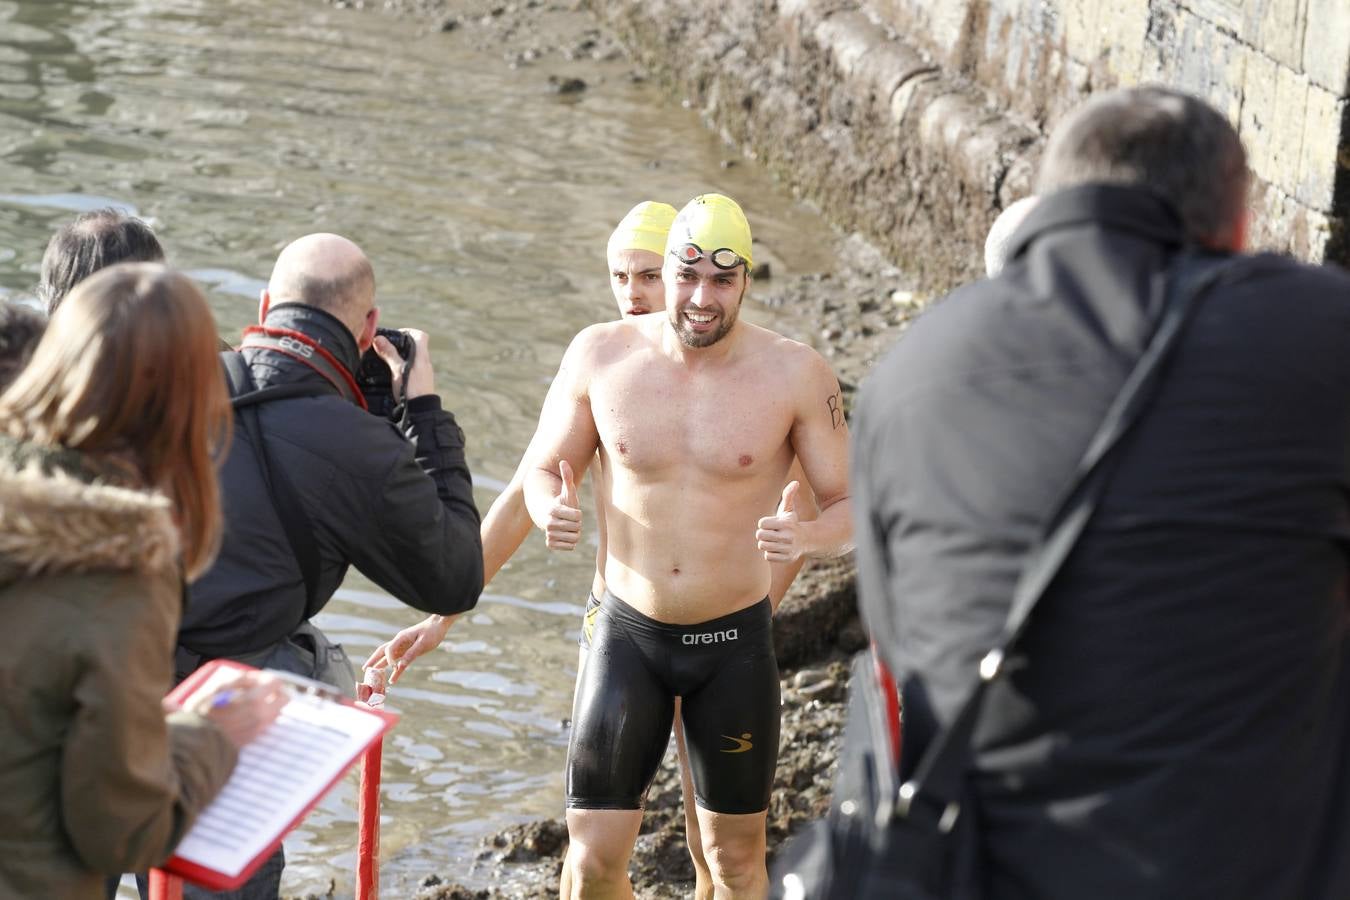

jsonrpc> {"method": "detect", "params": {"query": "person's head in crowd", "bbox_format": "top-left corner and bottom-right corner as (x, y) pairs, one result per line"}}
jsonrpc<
(1035, 85), (1249, 252)
(0, 263), (231, 578)
(608, 201), (678, 317)
(260, 232), (378, 349)
(37, 208), (165, 314)
(0, 301), (46, 392)
(984, 196), (1039, 277)
(663, 193), (754, 349)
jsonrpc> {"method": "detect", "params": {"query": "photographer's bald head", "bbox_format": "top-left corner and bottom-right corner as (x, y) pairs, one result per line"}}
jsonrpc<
(260, 233), (378, 348)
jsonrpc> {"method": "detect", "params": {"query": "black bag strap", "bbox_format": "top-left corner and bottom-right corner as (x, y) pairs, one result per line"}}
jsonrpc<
(893, 252), (1249, 829)
(222, 351), (328, 620)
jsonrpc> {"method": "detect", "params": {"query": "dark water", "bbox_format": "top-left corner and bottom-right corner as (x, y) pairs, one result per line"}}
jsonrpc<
(0, 0), (841, 893)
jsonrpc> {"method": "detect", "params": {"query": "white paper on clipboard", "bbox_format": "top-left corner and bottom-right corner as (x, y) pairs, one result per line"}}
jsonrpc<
(165, 663), (393, 882)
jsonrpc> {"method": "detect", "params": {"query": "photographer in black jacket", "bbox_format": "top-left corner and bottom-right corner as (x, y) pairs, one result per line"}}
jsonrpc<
(174, 232), (482, 899)
(852, 87), (1350, 898)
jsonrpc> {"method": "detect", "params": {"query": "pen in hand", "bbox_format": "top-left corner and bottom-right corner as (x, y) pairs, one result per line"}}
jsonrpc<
(196, 674), (289, 751)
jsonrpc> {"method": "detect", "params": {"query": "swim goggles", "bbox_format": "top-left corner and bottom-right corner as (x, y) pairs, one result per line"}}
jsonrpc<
(669, 242), (746, 270)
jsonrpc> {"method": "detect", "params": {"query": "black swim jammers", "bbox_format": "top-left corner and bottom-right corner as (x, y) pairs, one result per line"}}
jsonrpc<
(565, 591), (780, 815)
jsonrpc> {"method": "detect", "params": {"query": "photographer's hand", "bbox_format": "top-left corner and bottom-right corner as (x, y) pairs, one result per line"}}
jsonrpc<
(373, 328), (434, 401)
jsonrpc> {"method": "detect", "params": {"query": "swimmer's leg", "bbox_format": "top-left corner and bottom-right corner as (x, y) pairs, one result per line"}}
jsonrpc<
(694, 807), (770, 899)
(561, 591), (605, 898)
(680, 600), (780, 899)
(560, 645), (587, 900)
(563, 595), (674, 898)
(562, 809), (643, 900)
(674, 701), (713, 899)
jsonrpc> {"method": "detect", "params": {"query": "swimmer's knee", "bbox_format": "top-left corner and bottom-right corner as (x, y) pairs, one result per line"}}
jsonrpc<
(564, 809), (641, 888)
(704, 851), (767, 897)
(706, 837), (765, 873)
(564, 841), (631, 890)
(701, 822), (768, 893)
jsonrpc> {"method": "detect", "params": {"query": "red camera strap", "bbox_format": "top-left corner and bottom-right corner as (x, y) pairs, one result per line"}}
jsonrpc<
(239, 326), (369, 411)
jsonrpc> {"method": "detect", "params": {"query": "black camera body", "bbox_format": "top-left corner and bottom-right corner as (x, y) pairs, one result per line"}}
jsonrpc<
(357, 327), (415, 419)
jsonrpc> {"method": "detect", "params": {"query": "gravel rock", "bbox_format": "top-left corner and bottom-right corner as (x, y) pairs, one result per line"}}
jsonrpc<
(546, 75), (587, 94)
(792, 667), (832, 690)
(418, 884), (491, 900)
(487, 819), (569, 862)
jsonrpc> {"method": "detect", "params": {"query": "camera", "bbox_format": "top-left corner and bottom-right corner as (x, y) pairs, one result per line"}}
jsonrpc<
(357, 327), (415, 420)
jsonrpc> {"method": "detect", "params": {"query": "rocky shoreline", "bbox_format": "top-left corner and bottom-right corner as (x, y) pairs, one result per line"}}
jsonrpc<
(300, 2), (930, 897)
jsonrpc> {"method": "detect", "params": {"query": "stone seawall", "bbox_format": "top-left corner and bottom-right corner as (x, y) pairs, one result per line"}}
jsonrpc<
(589, 0), (1349, 292)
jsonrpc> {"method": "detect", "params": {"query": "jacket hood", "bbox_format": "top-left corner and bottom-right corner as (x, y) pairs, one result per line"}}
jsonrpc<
(1007, 183), (1187, 267)
(0, 437), (179, 589)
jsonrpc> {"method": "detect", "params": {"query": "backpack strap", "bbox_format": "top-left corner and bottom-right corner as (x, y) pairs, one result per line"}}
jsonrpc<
(221, 350), (329, 620)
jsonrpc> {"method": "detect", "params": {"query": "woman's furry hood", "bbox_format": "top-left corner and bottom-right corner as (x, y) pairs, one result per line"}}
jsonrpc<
(0, 440), (179, 588)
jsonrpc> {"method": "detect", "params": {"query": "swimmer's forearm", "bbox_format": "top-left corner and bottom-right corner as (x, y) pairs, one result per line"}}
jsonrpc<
(480, 474), (534, 586)
(523, 466), (563, 528)
(798, 497), (855, 558)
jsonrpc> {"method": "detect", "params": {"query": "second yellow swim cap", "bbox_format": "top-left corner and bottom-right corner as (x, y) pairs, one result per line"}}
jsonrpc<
(665, 193), (753, 271)
(607, 201), (678, 259)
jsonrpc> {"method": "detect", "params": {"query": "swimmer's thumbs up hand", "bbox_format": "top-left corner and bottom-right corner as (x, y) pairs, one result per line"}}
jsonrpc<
(546, 460), (582, 552)
(757, 481), (803, 563)
(559, 460), (579, 509)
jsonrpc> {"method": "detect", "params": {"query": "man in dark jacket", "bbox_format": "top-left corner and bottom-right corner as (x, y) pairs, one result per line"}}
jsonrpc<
(853, 86), (1350, 898)
(175, 232), (483, 899)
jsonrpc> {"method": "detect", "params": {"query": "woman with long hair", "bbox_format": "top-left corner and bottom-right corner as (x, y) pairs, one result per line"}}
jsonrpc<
(0, 262), (285, 898)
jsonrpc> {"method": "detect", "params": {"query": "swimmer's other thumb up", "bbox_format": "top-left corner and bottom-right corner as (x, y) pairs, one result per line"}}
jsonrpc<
(757, 481), (803, 563)
(546, 460), (582, 551)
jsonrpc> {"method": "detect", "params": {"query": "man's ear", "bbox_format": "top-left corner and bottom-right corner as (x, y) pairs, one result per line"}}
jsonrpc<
(356, 306), (379, 353)
(1230, 207), (1249, 254)
(258, 289), (270, 325)
(1201, 206), (1248, 255)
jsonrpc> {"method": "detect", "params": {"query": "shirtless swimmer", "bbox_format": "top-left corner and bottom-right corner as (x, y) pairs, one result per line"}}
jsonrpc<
(526, 193), (853, 899)
(364, 201), (820, 898)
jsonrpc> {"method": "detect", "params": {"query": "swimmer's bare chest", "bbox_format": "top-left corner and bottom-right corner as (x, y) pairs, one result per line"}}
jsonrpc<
(588, 348), (795, 621)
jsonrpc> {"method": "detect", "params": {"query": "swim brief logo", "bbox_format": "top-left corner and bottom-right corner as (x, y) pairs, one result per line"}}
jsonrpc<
(682, 627), (739, 645)
(583, 605), (600, 644)
(720, 733), (753, 753)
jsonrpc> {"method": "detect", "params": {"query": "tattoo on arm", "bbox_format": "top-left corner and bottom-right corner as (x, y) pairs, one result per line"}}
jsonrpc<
(826, 392), (844, 430)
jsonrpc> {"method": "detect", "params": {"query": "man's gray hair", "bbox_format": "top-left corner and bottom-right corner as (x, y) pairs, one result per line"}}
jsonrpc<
(1035, 86), (1248, 245)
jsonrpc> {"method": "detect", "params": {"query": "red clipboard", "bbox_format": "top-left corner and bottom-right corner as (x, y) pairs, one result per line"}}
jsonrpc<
(159, 659), (397, 891)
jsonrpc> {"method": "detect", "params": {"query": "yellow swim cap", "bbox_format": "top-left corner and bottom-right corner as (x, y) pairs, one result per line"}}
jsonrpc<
(666, 193), (753, 271)
(607, 201), (678, 259)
